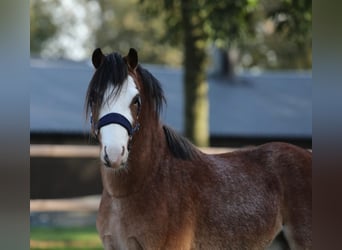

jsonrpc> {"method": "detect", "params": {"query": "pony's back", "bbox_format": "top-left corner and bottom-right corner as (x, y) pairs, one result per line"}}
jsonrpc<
(199, 142), (312, 249)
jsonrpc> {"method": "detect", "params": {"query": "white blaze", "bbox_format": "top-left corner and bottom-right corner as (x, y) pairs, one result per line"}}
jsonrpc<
(98, 76), (138, 167)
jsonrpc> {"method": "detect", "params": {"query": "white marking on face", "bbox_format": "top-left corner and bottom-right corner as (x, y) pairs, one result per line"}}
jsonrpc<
(98, 76), (139, 168)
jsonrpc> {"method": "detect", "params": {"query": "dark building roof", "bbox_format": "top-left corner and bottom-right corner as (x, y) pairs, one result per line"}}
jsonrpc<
(30, 58), (312, 141)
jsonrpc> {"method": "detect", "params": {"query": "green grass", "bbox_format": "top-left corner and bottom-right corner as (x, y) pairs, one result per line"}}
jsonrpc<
(30, 227), (102, 250)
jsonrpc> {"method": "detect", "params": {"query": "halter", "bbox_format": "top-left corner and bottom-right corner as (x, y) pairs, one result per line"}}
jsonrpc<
(96, 113), (138, 136)
(91, 112), (140, 151)
(94, 112), (139, 136)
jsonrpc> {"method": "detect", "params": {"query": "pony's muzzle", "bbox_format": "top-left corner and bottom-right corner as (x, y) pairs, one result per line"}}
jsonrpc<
(102, 145), (126, 169)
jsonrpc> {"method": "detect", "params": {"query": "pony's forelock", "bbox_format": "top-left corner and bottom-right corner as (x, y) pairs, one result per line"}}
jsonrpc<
(85, 52), (128, 124)
(85, 51), (166, 126)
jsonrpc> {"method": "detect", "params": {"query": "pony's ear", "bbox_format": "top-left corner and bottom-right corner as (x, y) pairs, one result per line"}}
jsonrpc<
(125, 48), (138, 70)
(92, 48), (105, 69)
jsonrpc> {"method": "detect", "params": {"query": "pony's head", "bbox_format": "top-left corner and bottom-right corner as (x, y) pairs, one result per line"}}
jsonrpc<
(85, 48), (165, 170)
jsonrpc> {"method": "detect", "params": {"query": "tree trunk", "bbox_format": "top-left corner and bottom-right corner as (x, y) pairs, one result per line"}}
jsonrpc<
(181, 0), (209, 147)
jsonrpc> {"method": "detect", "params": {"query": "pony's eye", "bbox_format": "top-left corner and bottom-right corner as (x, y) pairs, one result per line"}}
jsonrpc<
(133, 95), (141, 107)
(132, 95), (141, 117)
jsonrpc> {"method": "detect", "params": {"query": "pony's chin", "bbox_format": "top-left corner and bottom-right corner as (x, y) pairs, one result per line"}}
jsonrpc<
(103, 161), (128, 171)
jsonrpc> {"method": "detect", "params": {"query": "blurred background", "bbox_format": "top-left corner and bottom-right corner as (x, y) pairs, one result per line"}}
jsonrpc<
(30, 0), (311, 249)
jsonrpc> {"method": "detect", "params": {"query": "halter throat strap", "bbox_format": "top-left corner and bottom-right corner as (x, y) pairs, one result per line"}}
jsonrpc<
(96, 113), (139, 137)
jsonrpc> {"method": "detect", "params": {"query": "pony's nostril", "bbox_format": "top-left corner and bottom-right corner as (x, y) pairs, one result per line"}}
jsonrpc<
(103, 145), (125, 168)
(104, 146), (111, 167)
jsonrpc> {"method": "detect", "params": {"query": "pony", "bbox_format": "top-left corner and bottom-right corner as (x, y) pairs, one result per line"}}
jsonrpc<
(85, 48), (311, 250)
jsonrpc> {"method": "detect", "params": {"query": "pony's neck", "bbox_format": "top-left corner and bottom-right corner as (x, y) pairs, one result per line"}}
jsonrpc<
(100, 111), (166, 198)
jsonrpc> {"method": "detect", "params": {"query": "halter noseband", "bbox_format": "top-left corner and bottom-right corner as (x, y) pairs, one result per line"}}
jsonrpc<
(96, 113), (138, 136)
(92, 112), (140, 149)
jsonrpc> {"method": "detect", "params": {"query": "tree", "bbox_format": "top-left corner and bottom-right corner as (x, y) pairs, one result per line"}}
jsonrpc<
(30, 0), (183, 64)
(94, 0), (182, 66)
(30, 0), (58, 55)
(265, 0), (312, 69)
(30, 0), (102, 60)
(234, 0), (312, 70)
(140, 0), (258, 146)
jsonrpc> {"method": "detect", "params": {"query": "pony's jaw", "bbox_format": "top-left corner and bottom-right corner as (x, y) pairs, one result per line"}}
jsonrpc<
(98, 76), (138, 169)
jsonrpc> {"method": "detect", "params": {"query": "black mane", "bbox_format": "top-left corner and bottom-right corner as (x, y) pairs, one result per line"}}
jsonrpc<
(163, 125), (201, 160)
(137, 65), (165, 117)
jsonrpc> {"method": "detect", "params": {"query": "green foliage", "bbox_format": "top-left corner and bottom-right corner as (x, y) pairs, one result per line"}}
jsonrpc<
(30, 0), (311, 69)
(140, 0), (258, 49)
(139, 0), (311, 70)
(95, 0), (182, 66)
(236, 0), (312, 70)
(266, 0), (311, 43)
(30, 227), (102, 250)
(30, 0), (58, 55)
